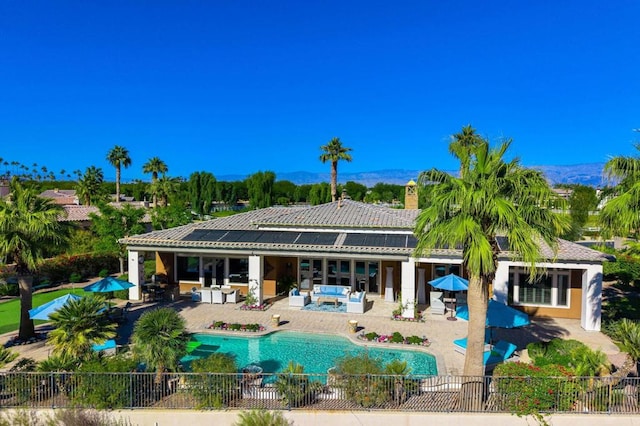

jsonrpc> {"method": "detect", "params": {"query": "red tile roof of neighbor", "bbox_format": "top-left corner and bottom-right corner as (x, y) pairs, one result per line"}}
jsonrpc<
(39, 189), (79, 205)
(60, 204), (152, 223)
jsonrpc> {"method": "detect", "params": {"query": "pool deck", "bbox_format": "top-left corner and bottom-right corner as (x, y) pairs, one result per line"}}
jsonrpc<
(1, 293), (621, 375)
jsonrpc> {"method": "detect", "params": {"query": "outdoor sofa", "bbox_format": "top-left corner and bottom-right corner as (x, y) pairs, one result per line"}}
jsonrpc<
(310, 284), (351, 303)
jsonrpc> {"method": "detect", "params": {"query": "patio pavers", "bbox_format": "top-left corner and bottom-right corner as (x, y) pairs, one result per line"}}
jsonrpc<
(1, 294), (621, 375)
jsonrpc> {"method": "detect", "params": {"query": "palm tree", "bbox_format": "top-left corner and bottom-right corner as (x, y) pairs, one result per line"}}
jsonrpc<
(414, 128), (568, 409)
(0, 179), (71, 340)
(47, 296), (117, 361)
(600, 143), (640, 239)
(106, 145), (132, 203)
(142, 157), (168, 207)
(131, 307), (189, 384)
(319, 137), (352, 202)
(75, 166), (105, 206)
(150, 175), (179, 207)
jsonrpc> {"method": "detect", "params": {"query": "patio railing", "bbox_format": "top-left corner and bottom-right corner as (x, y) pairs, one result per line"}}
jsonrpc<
(0, 372), (638, 414)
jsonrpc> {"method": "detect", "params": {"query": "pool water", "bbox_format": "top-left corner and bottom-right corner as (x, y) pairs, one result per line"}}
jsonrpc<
(181, 331), (437, 375)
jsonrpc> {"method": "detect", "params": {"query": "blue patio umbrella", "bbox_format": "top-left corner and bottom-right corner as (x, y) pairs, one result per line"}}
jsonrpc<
(456, 299), (530, 328)
(83, 277), (135, 293)
(29, 294), (82, 320)
(428, 274), (469, 292)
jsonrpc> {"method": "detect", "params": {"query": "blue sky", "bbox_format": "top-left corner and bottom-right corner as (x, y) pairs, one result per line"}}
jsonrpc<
(1, 1), (639, 182)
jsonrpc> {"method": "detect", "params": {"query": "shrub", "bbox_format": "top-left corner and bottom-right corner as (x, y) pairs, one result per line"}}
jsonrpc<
(527, 339), (611, 376)
(493, 362), (578, 421)
(603, 255), (640, 285)
(69, 272), (82, 283)
(390, 331), (404, 343)
(39, 253), (119, 283)
(71, 356), (141, 409)
(333, 353), (389, 408)
(0, 346), (18, 369)
(234, 410), (292, 426)
(189, 353), (240, 408)
(98, 269), (110, 278)
(0, 281), (18, 297)
(364, 332), (379, 341)
(275, 361), (322, 408)
(604, 318), (640, 362)
(114, 289), (130, 300)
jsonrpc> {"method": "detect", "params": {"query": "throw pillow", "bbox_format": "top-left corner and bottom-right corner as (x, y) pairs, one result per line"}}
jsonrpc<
(342, 288), (349, 296)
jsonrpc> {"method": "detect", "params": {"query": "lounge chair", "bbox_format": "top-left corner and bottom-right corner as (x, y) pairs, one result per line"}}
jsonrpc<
(226, 289), (239, 304)
(200, 288), (213, 304)
(484, 340), (518, 369)
(289, 288), (310, 307)
(430, 291), (445, 315)
(453, 330), (492, 355)
(92, 339), (116, 355)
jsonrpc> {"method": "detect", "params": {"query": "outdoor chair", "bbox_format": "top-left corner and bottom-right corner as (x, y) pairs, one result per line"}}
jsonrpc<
(289, 288), (310, 307)
(91, 339), (117, 355)
(226, 289), (239, 304)
(200, 288), (213, 304)
(484, 340), (518, 368)
(212, 289), (226, 304)
(346, 291), (366, 314)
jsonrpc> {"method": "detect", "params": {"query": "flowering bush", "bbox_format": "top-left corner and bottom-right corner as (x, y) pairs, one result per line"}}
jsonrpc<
(207, 320), (265, 332)
(357, 331), (430, 347)
(493, 362), (579, 422)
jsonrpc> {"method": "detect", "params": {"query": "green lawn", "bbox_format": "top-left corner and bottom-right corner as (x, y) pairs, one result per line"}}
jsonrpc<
(0, 288), (85, 335)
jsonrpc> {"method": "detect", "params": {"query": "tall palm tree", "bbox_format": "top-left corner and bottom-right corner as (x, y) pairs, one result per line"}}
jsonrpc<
(0, 179), (70, 340)
(132, 307), (189, 384)
(150, 175), (180, 207)
(414, 128), (568, 409)
(106, 145), (132, 203)
(600, 143), (640, 239)
(319, 137), (352, 202)
(142, 157), (168, 207)
(47, 296), (117, 361)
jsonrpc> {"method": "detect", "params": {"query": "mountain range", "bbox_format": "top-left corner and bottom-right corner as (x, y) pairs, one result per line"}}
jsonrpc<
(218, 162), (608, 187)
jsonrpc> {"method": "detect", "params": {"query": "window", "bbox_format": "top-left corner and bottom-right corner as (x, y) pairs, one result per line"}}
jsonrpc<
(229, 258), (249, 283)
(433, 264), (461, 278)
(177, 256), (199, 281)
(510, 267), (570, 307)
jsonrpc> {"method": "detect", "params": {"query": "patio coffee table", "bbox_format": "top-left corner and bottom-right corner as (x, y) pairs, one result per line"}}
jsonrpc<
(317, 296), (339, 307)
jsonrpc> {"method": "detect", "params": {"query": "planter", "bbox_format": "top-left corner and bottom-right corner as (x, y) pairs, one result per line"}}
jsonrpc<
(271, 314), (281, 327)
(348, 320), (358, 334)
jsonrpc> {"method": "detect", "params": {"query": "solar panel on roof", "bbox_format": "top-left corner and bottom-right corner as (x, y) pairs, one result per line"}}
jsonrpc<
(295, 232), (338, 245)
(255, 231), (299, 244)
(182, 229), (228, 242)
(343, 234), (367, 246)
(385, 235), (408, 248)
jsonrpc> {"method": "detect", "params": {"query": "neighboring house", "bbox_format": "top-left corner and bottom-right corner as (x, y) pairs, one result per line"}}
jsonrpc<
(121, 184), (612, 331)
(39, 189), (79, 205)
(60, 203), (153, 231)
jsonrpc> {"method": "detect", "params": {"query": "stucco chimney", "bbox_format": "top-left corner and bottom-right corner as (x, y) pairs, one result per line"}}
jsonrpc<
(405, 180), (418, 209)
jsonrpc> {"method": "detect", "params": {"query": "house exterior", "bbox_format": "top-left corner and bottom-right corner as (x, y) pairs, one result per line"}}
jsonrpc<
(121, 187), (611, 331)
(39, 189), (79, 205)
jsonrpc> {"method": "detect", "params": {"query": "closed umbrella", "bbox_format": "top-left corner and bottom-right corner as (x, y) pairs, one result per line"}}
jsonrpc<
(429, 274), (468, 320)
(29, 294), (82, 320)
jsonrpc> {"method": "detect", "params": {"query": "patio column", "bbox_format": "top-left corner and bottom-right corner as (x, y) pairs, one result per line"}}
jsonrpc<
(401, 258), (416, 318)
(127, 250), (144, 301)
(581, 264), (602, 331)
(248, 254), (263, 306)
(493, 262), (510, 304)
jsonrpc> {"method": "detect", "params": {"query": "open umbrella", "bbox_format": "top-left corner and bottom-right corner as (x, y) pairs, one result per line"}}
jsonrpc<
(29, 294), (82, 320)
(83, 277), (135, 293)
(456, 299), (530, 328)
(428, 273), (469, 291)
(429, 274), (468, 320)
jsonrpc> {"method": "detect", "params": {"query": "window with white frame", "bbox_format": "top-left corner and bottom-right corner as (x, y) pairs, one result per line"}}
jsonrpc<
(509, 267), (570, 307)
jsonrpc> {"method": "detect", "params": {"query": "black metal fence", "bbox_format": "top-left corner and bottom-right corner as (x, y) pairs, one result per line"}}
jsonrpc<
(0, 372), (638, 414)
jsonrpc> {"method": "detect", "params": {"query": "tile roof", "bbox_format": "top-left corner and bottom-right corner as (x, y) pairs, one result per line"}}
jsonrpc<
(121, 200), (610, 263)
(60, 204), (152, 223)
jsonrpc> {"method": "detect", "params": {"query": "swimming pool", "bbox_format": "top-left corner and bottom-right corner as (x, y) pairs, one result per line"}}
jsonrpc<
(181, 331), (437, 375)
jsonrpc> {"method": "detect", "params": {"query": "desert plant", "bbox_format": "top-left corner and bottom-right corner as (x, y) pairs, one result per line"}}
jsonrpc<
(132, 307), (189, 384)
(234, 410), (292, 426)
(189, 353), (240, 408)
(605, 318), (640, 363)
(275, 361), (322, 408)
(47, 295), (117, 361)
(333, 353), (389, 408)
(0, 346), (18, 368)
(384, 359), (416, 405)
